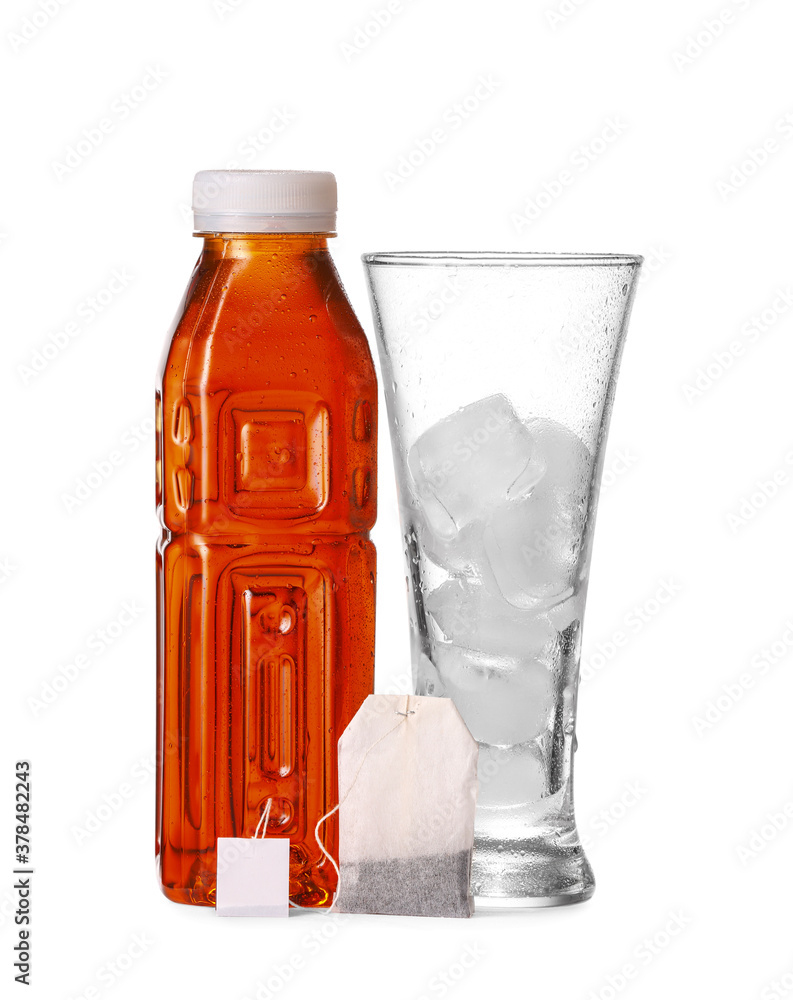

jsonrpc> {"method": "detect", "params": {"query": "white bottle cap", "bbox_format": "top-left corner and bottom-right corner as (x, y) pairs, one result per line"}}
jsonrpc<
(192, 170), (337, 234)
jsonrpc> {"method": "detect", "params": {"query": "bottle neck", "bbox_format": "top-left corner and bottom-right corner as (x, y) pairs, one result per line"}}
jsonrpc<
(197, 233), (332, 257)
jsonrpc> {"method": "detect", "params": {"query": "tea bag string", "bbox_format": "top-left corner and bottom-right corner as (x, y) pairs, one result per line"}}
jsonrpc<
(253, 796), (273, 840)
(253, 697), (413, 912)
(292, 695), (414, 913)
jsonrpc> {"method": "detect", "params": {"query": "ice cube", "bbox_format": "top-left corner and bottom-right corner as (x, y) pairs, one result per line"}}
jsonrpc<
(477, 741), (546, 811)
(415, 651), (445, 697)
(408, 395), (544, 539)
(483, 484), (585, 610)
(545, 593), (584, 635)
(430, 642), (554, 745)
(526, 417), (591, 494)
(426, 578), (556, 660)
(415, 515), (489, 577)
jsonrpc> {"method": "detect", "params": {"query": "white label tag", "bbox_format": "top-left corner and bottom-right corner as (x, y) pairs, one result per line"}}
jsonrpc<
(216, 838), (290, 917)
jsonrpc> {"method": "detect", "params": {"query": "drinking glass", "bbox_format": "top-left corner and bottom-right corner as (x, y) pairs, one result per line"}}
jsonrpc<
(363, 252), (641, 906)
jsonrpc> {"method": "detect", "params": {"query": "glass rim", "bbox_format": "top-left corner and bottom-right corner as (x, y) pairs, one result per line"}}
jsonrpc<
(362, 251), (643, 267)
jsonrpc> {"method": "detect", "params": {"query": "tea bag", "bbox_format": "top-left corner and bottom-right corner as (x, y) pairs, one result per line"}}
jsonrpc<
(335, 694), (478, 918)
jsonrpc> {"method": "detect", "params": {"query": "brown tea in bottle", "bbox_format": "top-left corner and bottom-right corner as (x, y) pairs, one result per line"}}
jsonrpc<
(156, 170), (376, 907)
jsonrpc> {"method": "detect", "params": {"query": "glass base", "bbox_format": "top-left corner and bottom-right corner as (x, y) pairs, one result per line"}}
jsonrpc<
(475, 888), (594, 908)
(471, 835), (595, 908)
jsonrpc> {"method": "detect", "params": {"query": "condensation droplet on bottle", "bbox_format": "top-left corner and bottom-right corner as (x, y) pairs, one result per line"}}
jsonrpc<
(279, 607), (296, 634)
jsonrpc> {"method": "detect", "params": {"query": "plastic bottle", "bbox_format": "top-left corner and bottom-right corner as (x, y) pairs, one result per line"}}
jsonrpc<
(156, 170), (377, 906)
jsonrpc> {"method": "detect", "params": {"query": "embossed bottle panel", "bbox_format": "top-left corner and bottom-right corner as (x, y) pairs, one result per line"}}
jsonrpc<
(156, 228), (377, 907)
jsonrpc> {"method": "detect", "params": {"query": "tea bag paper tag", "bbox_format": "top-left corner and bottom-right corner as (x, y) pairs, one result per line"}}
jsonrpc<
(216, 837), (290, 917)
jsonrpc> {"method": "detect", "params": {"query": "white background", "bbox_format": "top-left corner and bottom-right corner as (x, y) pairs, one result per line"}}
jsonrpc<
(3, 0), (793, 997)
